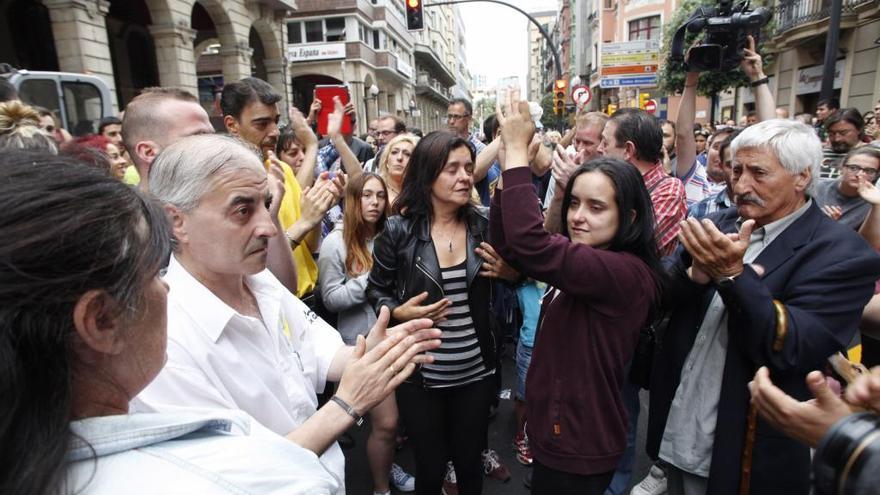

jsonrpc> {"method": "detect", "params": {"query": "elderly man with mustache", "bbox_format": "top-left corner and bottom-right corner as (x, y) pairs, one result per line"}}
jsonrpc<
(646, 119), (880, 495)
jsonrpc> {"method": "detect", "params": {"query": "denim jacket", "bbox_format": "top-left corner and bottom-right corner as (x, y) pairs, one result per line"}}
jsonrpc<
(64, 410), (341, 494)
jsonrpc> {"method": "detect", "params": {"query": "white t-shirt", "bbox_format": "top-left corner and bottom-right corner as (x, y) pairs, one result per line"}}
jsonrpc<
(132, 256), (346, 483)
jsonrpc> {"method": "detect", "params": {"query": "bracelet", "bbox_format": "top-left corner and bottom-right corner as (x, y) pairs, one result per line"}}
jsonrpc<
(285, 231), (301, 248)
(330, 396), (364, 426)
(750, 77), (769, 88)
(771, 299), (788, 352)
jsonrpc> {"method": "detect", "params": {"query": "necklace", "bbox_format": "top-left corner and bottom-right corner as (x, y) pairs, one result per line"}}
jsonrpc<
(435, 222), (462, 253)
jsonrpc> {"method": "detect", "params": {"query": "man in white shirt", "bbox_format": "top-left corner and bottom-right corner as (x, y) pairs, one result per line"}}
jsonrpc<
(132, 134), (440, 487)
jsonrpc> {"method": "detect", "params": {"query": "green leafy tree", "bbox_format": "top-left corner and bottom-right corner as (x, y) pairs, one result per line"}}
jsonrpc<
(658, 0), (775, 97)
(540, 93), (557, 129)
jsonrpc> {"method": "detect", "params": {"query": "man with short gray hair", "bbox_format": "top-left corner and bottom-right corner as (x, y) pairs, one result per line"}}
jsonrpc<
(648, 119), (880, 494)
(134, 134), (441, 488)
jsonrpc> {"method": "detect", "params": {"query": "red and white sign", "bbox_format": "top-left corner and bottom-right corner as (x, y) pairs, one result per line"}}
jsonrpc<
(644, 99), (657, 114)
(571, 85), (591, 105)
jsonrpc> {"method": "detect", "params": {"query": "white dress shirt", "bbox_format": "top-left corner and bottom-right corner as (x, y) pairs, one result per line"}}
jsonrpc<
(132, 256), (346, 484)
(67, 409), (341, 494)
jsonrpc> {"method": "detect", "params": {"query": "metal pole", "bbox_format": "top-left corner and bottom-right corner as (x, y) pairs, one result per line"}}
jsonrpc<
(425, 0), (564, 81)
(820, 0), (843, 102)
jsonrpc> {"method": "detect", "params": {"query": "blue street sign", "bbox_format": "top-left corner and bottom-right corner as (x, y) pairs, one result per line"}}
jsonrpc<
(599, 75), (658, 88)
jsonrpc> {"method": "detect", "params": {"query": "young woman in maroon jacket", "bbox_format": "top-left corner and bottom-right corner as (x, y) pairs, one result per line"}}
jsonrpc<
(491, 102), (663, 494)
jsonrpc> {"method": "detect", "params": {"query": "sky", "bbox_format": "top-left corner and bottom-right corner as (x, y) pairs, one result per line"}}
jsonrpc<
(460, 0), (557, 97)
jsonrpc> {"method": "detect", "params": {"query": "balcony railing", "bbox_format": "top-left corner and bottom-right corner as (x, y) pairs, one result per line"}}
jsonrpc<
(774, 0), (871, 35)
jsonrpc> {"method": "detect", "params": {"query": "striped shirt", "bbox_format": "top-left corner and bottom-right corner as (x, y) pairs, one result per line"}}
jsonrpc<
(643, 163), (688, 256)
(421, 260), (493, 388)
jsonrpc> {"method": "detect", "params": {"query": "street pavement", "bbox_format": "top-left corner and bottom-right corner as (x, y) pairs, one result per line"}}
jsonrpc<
(341, 346), (652, 494)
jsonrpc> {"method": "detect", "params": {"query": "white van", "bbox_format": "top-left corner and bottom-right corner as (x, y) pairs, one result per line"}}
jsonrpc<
(2, 66), (114, 136)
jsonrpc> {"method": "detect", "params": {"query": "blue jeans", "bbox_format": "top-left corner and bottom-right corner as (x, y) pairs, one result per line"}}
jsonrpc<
(603, 380), (641, 495)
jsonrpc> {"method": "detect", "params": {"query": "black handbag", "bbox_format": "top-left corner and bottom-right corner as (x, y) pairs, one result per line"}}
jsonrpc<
(628, 313), (668, 390)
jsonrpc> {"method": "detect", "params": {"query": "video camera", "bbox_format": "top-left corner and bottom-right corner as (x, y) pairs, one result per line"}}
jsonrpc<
(670, 0), (770, 72)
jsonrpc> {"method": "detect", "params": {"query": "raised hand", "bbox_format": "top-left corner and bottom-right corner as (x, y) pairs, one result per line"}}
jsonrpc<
(289, 106), (318, 149)
(327, 96), (346, 139)
(740, 35), (766, 82)
(306, 99), (322, 125)
(678, 217), (755, 282)
(265, 155), (286, 222)
(336, 307), (441, 414)
(552, 144), (580, 190)
(858, 176), (880, 205)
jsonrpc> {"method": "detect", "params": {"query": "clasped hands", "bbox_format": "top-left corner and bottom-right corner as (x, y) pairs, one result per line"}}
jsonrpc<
(336, 307), (441, 415)
(678, 217), (757, 284)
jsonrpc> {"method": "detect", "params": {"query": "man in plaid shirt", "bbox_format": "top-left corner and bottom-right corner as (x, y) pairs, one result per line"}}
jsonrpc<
(598, 108), (688, 256)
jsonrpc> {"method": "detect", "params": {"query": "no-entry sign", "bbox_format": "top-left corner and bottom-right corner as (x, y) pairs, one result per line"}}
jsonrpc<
(571, 85), (591, 105)
(644, 99), (657, 114)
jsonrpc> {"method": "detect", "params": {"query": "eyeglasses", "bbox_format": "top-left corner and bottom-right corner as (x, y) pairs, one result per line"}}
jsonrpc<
(828, 128), (857, 138)
(843, 164), (879, 178)
(446, 113), (470, 121)
(376, 130), (397, 137)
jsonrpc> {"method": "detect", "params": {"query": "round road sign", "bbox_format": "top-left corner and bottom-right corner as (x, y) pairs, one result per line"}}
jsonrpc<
(571, 85), (591, 105)
(644, 99), (657, 114)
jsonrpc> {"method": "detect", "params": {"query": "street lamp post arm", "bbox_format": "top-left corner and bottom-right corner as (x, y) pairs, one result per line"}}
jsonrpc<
(424, 0), (564, 80)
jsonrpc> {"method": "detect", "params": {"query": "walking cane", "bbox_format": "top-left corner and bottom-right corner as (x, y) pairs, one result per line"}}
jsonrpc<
(739, 299), (788, 495)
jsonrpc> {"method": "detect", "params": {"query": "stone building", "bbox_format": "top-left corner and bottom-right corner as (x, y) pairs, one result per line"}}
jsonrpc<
(720, 0), (880, 119)
(1, 0), (295, 125)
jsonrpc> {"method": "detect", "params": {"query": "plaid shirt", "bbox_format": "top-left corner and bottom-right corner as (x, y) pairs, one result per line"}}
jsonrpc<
(643, 163), (688, 256)
(687, 188), (733, 220)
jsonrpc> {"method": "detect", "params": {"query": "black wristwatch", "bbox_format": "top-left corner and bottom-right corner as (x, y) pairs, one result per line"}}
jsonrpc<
(715, 272), (741, 288)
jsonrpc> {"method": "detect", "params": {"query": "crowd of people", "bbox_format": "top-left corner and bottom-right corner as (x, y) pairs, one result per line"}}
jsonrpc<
(3, 40), (880, 495)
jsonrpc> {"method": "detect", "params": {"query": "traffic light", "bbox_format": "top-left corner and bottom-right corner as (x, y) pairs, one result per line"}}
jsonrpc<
(553, 79), (567, 116)
(638, 92), (649, 110)
(406, 0), (424, 31)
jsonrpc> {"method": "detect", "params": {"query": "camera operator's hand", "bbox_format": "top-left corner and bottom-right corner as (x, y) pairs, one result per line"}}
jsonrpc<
(741, 35), (766, 83)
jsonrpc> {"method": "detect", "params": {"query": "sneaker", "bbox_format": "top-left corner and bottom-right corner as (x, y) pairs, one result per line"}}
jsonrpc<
(442, 461), (458, 495)
(482, 449), (511, 482)
(631, 464), (668, 495)
(390, 463), (415, 492)
(513, 432), (533, 466)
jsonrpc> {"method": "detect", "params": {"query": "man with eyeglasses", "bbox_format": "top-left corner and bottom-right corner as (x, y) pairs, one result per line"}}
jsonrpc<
(364, 114), (406, 173)
(821, 108), (865, 178)
(815, 146), (880, 230)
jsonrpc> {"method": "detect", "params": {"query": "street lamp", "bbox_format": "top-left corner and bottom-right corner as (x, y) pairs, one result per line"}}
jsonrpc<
(363, 84), (380, 132)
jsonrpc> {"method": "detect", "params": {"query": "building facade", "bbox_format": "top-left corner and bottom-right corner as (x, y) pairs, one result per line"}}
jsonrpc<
(526, 10), (556, 103)
(1, 0), (295, 128)
(720, 0), (880, 120)
(284, 0), (418, 136)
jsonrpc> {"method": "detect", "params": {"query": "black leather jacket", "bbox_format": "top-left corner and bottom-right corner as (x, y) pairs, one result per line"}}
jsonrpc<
(367, 206), (497, 385)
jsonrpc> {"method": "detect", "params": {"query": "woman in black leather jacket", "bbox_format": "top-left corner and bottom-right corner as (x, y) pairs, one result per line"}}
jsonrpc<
(367, 131), (500, 495)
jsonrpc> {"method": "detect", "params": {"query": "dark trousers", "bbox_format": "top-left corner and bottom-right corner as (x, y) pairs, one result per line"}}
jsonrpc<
(396, 377), (495, 495)
(532, 460), (614, 495)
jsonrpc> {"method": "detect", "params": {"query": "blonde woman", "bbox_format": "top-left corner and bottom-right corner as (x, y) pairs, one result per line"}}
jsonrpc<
(378, 133), (419, 207)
